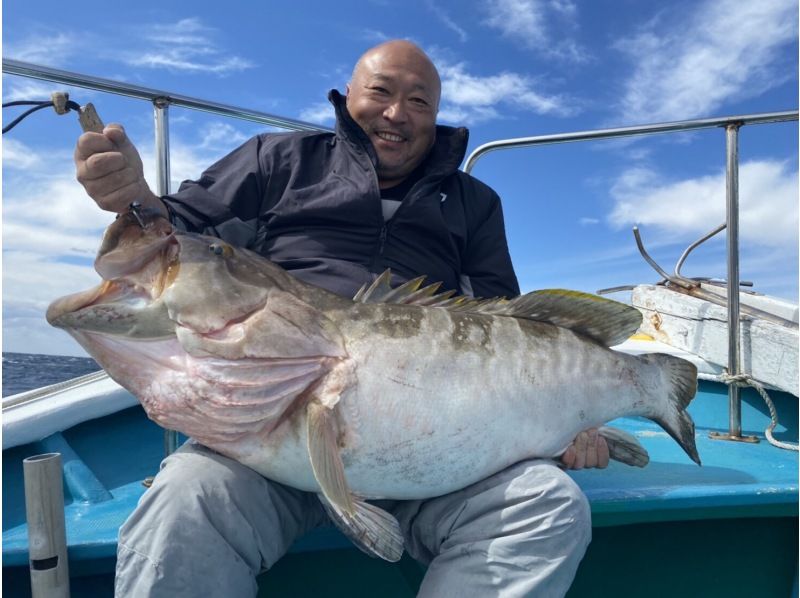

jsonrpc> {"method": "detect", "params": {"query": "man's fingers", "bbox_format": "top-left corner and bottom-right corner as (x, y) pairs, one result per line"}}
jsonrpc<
(77, 152), (128, 182)
(572, 431), (587, 469)
(584, 428), (599, 468)
(74, 131), (115, 161)
(561, 446), (576, 469)
(82, 167), (141, 198)
(104, 125), (143, 171)
(104, 124), (129, 147)
(596, 434), (610, 469)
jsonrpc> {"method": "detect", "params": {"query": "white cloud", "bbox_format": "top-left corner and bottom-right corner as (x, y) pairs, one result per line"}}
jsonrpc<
(197, 122), (250, 151)
(2, 138), (42, 170)
(608, 159), (799, 247)
(124, 18), (255, 75)
(579, 217), (599, 226)
(483, 0), (588, 62)
(299, 101), (336, 125)
(3, 32), (78, 66)
(426, 2), (469, 42)
(435, 59), (577, 124)
(615, 0), (798, 122)
(360, 30), (391, 44)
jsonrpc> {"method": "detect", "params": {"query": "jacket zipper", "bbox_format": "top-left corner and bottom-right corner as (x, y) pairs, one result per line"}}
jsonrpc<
(378, 224), (388, 255)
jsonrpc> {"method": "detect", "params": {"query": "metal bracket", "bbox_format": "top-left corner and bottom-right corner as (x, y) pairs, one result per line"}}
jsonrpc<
(709, 431), (760, 443)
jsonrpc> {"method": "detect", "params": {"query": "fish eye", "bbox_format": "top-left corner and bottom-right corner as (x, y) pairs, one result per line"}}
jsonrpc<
(209, 243), (226, 256)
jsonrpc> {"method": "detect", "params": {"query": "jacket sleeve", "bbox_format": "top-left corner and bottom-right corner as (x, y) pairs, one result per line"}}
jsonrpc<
(461, 187), (521, 299)
(162, 135), (268, 249)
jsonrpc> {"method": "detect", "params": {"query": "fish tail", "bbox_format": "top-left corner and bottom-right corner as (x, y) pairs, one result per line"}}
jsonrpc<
(639, 353), (701, 465)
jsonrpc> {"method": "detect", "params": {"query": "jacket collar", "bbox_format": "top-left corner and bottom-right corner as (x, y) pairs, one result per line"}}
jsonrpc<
(328, 89), (469, 178)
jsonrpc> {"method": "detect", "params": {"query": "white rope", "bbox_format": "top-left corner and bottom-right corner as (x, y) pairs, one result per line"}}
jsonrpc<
(698, 372), (798, 451)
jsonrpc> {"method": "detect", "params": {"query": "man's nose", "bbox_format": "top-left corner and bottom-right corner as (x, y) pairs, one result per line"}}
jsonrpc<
(383, 100), (408, 123)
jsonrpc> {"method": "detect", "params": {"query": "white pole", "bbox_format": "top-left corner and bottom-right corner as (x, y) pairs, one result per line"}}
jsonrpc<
(23, 452), (70, 598)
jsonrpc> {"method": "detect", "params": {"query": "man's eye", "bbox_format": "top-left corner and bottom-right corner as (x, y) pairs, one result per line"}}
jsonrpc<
(370, 86), (390, 94)
(410, 97), (429, 106)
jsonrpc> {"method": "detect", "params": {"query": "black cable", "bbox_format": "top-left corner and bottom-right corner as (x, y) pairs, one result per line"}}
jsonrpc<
(2, 99), (85, 134)
(3, 103), (54, 134)
(3, 100), (52, 108)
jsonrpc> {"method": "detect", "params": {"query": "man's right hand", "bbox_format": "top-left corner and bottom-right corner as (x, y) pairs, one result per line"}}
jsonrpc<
(74, 124), (166, 216)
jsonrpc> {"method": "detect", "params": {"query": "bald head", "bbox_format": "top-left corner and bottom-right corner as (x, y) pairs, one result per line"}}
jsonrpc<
(350, 40), (441, 110)
(345, 40), (441, 188)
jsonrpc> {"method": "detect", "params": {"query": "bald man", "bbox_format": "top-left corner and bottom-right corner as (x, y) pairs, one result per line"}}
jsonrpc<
(75, 40), (605, 597)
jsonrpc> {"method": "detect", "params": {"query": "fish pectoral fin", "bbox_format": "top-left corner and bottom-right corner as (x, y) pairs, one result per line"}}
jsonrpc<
(598, 426), (650, 467)
(307, 400), (355, 516)
(318, 493), (404, 562)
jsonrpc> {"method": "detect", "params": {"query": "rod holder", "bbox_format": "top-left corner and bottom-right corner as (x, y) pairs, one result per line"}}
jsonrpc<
(23, 452), (70, 598)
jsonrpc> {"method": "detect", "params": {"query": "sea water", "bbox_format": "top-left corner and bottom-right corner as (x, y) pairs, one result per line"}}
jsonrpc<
(2, 352), (100, 397)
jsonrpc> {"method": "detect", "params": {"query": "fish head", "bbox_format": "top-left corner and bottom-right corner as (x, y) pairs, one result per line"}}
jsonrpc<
(46, 209), (178, 339)
(46, 208), (302, 361)
(47, 210), (346, 442)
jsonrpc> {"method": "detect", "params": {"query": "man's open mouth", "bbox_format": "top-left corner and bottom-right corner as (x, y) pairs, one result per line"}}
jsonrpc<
(376, 131), (406, 143)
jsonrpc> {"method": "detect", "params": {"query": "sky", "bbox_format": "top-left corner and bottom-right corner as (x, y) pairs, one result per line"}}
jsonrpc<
(2, 0), (798, 357)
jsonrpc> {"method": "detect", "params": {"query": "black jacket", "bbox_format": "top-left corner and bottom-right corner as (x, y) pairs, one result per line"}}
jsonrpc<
(163, 90), (520, 300)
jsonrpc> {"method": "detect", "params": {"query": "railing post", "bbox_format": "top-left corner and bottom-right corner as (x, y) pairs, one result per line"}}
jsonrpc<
(725, 123), (742, 438)
(153, 97), (180, 456)
(153, 97), (171, 197)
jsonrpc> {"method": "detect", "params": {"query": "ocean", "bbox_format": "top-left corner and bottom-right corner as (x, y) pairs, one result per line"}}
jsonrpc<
(2, 352), (101, 397)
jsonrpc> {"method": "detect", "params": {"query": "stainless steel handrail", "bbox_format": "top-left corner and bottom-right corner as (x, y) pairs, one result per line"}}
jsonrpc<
(3, 58), (331, 132)
(463, 111), (798, 173)
(465, 110), (798, 442)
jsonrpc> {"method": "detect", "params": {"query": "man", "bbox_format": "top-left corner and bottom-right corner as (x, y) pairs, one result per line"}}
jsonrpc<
(75, 40), (608, 597)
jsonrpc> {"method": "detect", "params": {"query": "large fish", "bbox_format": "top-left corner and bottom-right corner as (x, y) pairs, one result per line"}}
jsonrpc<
(47, 209), (699, 561)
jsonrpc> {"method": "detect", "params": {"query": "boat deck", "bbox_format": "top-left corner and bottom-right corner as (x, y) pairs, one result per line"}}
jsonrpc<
(3, 381), (798, 595)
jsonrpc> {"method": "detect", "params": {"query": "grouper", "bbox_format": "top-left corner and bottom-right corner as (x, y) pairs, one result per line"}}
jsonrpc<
(47, 209), (700, 561)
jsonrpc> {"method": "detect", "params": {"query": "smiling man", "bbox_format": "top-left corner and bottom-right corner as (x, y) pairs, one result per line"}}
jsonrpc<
(74, 40), (606, 597)
(346, 41), (440, 188)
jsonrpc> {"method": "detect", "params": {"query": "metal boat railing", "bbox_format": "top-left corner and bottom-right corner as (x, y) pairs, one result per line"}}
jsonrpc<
(4, 58), (798, 444)
(464, 111), (798, 441)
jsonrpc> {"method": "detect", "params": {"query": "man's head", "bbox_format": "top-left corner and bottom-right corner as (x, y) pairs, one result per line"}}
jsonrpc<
(346, 40), (441, 188)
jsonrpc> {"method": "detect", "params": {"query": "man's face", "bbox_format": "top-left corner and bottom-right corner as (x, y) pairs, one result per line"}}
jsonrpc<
(346, 44), (440, 188)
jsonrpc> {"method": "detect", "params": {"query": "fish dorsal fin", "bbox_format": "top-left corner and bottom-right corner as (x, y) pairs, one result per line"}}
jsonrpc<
(354, 272), (641, 347)
(493, 289), (642, 346)
(354, 269), (508, 310)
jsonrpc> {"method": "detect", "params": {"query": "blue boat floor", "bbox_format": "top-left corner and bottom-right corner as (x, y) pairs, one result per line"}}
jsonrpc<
(3, 382), (797, 567)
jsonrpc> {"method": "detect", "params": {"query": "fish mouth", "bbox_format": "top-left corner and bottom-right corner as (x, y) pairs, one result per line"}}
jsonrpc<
(46, 235), (181, 328)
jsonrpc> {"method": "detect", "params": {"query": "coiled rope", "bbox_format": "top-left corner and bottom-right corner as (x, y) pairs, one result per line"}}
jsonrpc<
(698, 371), (799, 451)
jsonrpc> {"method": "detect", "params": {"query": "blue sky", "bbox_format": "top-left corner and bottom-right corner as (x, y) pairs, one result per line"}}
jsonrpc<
(3, 0), (798, 356)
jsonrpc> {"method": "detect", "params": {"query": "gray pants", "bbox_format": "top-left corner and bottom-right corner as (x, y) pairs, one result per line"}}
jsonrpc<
(115, 442), (591, 597)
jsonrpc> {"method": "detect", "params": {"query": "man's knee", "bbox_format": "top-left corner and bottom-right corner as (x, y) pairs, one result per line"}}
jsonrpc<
(120, 442), (270, 546)
(506, 461), (592, 548)
(155, 442), (259, 493)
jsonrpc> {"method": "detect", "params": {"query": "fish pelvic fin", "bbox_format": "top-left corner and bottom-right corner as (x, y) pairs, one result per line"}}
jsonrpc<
(318, 494), (404, 562)
(307, 400), (355, 516)
(598, 426), (650, 467)
(640, 353), (701, 465)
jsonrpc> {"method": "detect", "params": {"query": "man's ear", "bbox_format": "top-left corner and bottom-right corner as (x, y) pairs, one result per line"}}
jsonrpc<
(345, 83), (351, 101)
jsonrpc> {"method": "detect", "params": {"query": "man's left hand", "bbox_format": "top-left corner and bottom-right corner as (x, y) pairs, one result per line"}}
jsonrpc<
(561, 428), (609, 470)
